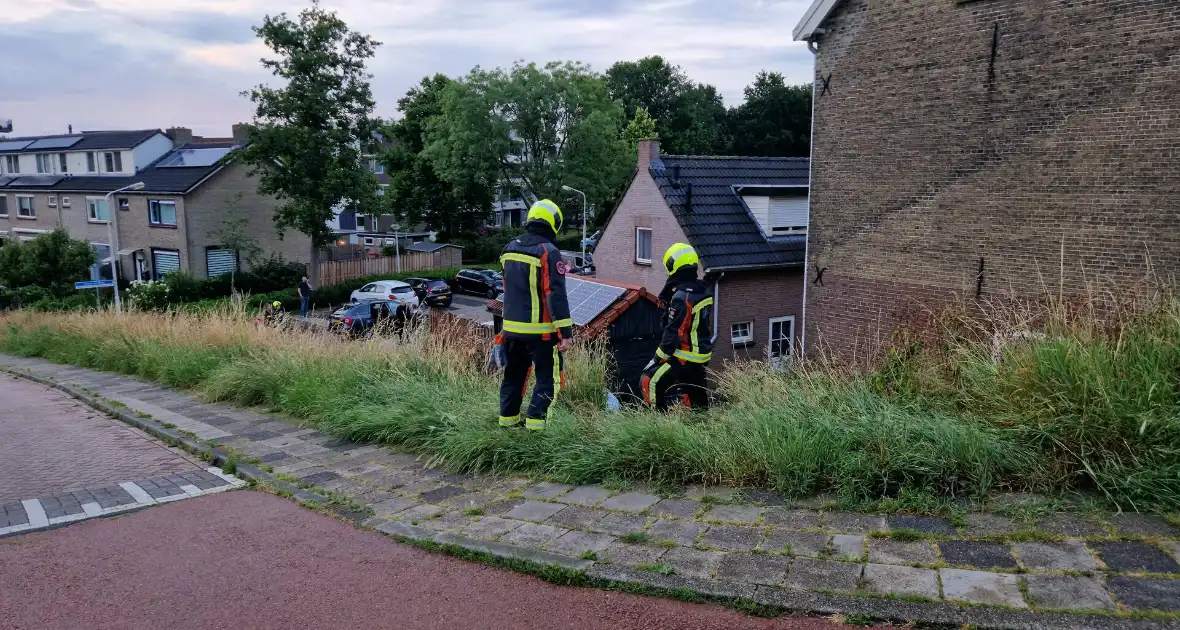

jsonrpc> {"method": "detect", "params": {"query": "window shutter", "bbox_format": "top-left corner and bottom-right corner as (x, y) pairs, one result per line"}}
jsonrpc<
(205, 249), (237, 277)
(769, 197), (809, 232)
(152, 250), (181, 278)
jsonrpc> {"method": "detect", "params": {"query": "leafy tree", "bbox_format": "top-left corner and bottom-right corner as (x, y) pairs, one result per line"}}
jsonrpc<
(623, 106), (658, 148)
(426, 61), (632, 231)
(606, 56), (728, 155)
(726, 72), (812, 157)
(238, 0), (381, 284)
(0, 229), (95, 294)
(382, 74), (492, 238)
(210, 191), (262, 291)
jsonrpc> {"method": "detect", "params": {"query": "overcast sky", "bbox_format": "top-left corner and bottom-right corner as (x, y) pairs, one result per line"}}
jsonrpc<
(5, 0), (816, 137)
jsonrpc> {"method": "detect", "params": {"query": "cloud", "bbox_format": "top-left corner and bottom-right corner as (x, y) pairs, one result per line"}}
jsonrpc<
(6, 0), (816, 137)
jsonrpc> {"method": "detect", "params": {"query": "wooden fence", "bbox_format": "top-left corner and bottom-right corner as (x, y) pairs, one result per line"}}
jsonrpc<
(316, 248), (462, 285)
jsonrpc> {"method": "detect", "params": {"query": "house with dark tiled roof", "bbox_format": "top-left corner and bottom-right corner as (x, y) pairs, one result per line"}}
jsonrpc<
(0, 125), (309, 282)
(595, 140), (809, 365)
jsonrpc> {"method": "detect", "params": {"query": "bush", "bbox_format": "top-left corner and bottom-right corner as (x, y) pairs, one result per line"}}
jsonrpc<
(126, 280), (173, 311)
(0, 229), (96, 294)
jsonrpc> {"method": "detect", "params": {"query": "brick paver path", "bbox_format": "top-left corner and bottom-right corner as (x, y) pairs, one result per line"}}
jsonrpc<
(0, 375), (202, 503)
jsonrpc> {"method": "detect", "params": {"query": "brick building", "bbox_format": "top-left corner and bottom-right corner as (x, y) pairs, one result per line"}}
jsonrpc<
(794, 0), (1180, 361)
(595, 140), (809, 365)
(0, 126), (309, 281)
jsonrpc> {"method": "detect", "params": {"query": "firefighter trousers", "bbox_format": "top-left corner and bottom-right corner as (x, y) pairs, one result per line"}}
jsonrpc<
(641, 359), (709, 412)
(499, 337), (565, 430)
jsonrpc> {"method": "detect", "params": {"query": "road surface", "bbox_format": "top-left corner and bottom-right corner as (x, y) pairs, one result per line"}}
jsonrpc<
(0, 491), (870, 630)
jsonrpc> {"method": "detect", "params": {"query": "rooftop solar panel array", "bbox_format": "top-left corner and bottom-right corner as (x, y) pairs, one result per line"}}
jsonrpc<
(565, 278), (627, 326)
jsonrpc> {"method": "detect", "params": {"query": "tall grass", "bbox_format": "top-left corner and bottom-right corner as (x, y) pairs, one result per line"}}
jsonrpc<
(3, 293), (1178, 512)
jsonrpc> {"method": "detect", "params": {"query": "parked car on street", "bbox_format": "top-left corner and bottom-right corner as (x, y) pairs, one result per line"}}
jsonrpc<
(406, 277), (453, 308)
(327, 299), (417, 338)
(349, 280), (420, 308)
(453, 269), (503, 299)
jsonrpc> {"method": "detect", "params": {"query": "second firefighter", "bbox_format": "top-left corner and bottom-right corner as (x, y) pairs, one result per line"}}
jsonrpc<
(641, 243), (713, 410)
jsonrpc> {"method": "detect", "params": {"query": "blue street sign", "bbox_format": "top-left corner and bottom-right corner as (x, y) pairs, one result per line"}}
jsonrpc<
(75, 280), (114, 289)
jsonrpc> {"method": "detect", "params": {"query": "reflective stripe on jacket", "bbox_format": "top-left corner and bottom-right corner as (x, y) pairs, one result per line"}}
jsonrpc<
(499, 232), (573, 340)
(655, 279), (713, 363)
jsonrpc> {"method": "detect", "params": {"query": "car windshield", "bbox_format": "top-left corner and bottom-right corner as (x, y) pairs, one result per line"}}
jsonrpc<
(481, 271), (501, 281)
(389, 286), (412, 294)
(427, 280), (449, 288)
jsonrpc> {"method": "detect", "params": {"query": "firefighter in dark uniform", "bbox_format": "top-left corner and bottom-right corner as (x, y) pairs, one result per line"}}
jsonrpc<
(497, 199), (574, 432)
(641, 243), (713, 411)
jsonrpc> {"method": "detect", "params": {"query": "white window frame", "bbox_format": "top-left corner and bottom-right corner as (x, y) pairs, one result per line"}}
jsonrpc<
(104, 151), (123, 173)
(59, 153), (68, 173)
(86, 152), (97, 172)
(16, 195), (35, 219)
(61, 196), (71, 209)
(363, 237), (375, 246)
(35, 153), (52, 174)
(0, 194), (7, 218)
(4, 155), (19, 174)
(117, 197), (130, 211)
(148, 199), (177, 226)
(86, 197), (111, 223)
(767, 315), (796, 369)
(635, 227), (652, 264)
(47, 194), (57, 208)
(369, 158), (384, 175)
(731, 321), (754, 346)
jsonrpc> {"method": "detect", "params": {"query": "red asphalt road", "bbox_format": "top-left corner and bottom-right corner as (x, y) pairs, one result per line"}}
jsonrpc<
(0, 491), (870, 630)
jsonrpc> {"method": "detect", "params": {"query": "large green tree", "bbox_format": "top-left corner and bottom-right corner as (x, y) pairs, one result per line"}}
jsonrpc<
(238, 0), (381, 284)
(726, 71), (812, 157)
(382, 74), (492, 238)
(0, 229), (95, 293)
(605, 56), (728, 155)
(426, 61), (632, 230)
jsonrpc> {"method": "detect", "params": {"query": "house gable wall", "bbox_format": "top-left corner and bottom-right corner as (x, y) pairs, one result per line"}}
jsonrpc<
(805, 0), (1180, 362)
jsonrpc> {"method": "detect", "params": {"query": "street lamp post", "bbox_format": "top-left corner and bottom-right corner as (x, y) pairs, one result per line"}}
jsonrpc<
(561, 185), (588, 266)
(104, 182), (145, 316)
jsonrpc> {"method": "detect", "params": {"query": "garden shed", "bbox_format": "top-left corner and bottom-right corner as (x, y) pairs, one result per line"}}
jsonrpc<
(488, 277), (664, 404)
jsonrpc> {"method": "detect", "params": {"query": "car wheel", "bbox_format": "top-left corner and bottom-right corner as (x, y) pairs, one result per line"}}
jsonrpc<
(486, 288), (497, 299)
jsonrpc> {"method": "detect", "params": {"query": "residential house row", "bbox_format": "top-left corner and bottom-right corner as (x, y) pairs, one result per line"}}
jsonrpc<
(0, 126), (309, 282)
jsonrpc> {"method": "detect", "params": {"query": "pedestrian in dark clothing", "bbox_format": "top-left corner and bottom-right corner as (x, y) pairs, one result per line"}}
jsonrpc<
(497, 199), (573, 432)
(298, 276), (313, 317)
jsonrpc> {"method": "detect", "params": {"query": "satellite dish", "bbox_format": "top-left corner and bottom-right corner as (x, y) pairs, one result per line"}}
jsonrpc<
(0, 119), (12, 133)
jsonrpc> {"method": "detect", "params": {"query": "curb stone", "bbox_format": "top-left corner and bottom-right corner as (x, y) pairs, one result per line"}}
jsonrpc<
(5, 362), (1180, 630)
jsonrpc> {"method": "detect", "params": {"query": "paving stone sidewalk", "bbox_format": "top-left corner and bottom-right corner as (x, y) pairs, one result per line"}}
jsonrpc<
(3, 354), (1179, 624)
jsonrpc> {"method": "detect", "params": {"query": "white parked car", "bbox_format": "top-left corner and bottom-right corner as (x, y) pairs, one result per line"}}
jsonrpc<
(349, 280), (420, 307)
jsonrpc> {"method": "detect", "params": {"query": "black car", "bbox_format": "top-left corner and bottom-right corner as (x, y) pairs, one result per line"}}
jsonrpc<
(327, 300), (415, 338)
(406, 277), (453, 307)
(453, 269), (503, 299)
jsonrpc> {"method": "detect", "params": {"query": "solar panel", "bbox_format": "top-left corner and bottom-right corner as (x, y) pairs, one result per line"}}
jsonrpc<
(0, 140), (31, 152)
(157, 147), (233, 167)
(27, 136), (82, 150)
(10, 175), (64, 187)
(0, 176), (16, 187)
(565, 278), (626, 326)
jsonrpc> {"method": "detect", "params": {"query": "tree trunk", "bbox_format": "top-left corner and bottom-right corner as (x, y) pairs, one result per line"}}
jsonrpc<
(308, 239), (319, 287)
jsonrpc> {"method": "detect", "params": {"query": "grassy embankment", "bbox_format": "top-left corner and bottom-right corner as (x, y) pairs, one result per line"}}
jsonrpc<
(2, 292), (1178, 513)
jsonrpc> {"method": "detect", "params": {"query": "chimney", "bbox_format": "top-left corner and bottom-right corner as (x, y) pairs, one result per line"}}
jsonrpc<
(637, 138), (660, 170)
(232, 123), (252, 146)
(167, 127), (193, 148)
(68, 124), (73, 134)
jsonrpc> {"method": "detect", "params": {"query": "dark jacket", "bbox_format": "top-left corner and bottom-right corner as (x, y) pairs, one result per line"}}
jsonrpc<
(499, 225), (573, 341)
(655, 272), (713, 364)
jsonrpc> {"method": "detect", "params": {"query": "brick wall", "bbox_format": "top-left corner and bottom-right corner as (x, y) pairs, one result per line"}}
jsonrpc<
(716, 268), (805, 364)
(595, 140), (690, 293)
(806, 0), (1180, 361)
(117, 194), (188, 279)
(183, 162), (310, 278)
(0, 191), (111, 246)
